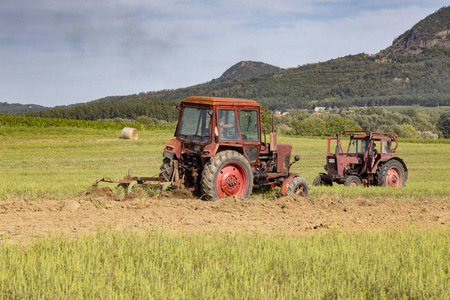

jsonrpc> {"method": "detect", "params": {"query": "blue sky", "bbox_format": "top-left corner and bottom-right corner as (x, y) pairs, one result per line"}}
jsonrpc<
(0, 0), (448, 107)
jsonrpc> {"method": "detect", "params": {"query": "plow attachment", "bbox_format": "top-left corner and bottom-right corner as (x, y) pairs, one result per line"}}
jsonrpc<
(92, 164), (183, 195)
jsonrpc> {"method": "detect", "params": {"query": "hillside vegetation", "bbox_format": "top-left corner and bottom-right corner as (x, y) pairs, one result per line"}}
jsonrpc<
(81, 6), (450, 110)
(79, 48), (450, 111)
(0, 102), (48, 115)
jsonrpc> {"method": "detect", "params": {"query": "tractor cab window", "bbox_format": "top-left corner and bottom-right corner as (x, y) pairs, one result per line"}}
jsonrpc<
(381, 140), (390, 154)
(348, 139), (368, 154)
(178, 107), (211, 143)
(218, 109), (238, 141)
(240, 110), (259, 142)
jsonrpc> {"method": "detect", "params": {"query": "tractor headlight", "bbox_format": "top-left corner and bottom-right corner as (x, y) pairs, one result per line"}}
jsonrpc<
(328, 158), (335, 164)
(194, 145), (202, 152)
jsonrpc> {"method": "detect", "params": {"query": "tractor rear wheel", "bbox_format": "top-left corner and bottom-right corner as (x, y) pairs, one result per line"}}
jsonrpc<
(377, 160), (406, 187)
(201, 150), (253, 201)
(286, 176), (309, 197)
(160, 158), (174, 181)
(344, 175), (362, 187)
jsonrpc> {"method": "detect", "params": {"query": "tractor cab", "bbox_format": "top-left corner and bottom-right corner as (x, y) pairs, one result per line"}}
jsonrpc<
(171, 96), (262, 163)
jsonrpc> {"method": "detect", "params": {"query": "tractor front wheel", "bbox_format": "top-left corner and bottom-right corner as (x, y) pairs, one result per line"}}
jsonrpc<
(201, 150), (253, 201)
(344, 175), (362, 187)
(377, 160), (406, 187)
(313, 175), (332, 186)
(286, 176), (309, 197)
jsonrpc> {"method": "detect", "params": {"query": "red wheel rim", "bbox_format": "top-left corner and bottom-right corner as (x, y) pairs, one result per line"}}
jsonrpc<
(216, 163), (247, 198)
(295, 185), (306, 196)
(386, 167), (402, 187)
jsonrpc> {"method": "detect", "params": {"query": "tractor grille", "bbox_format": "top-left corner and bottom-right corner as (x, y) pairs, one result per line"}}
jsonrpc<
(284, 155), (290, 170)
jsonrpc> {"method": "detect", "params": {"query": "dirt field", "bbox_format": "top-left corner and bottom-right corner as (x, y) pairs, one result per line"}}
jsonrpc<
(1, 188), (448, 243)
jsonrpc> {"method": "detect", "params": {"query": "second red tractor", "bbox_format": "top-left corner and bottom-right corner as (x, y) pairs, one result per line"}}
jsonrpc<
(313, 131), (408, 187)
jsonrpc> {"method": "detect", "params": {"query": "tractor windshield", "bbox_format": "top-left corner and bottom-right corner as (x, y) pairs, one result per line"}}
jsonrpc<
(347, 139), (368, 154)
(178, 107), (212, 144)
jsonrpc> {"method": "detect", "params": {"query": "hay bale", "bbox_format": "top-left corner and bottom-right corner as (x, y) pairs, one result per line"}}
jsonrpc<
(121, 127), (139, 140)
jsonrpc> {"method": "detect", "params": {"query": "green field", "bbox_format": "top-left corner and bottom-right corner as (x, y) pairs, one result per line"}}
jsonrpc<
(0, 127), (449, 199)
(1, 127), (449, 298)
(2, 228), (449, 299)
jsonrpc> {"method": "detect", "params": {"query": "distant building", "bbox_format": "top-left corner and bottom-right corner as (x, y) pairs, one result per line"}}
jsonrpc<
(314, 107), (326, 112)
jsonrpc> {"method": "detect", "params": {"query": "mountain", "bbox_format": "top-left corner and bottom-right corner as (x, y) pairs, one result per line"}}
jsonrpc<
(384, 6), (450, 55)
(21, 6), (450, 117)
(0, 102), (48, 115)
(82, 6), (450, 110)
(210, 61), (282, 84)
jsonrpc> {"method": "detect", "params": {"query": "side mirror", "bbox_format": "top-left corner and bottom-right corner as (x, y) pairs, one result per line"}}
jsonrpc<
(288, 154), (301, 170)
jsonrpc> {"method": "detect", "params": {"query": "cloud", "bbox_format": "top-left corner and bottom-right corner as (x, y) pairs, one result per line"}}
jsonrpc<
(1, 0), (448, 106)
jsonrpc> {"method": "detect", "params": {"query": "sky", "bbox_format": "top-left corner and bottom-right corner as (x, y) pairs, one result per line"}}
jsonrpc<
(0, 0), (448, 107)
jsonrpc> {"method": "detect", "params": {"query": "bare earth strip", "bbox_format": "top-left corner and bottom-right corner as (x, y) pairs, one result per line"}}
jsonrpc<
(0, 189), (448, 243)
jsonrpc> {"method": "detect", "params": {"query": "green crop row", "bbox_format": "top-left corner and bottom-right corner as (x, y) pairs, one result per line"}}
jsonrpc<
(0, 115), (175, 131)
(1, 228), (448, 299)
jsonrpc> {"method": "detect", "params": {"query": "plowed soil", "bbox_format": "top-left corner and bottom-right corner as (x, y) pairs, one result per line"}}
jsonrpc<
(1, 188), (448, 243)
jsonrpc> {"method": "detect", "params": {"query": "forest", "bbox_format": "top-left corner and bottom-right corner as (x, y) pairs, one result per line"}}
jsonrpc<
(275, 106), (449, 139)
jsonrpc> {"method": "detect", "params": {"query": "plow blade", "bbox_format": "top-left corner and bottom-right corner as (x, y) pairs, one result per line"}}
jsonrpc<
(91, 167), (182, 195)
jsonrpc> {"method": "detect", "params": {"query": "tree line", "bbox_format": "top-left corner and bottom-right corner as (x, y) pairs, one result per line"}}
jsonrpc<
(275, 106), (449, 139)
(25, 101), (179, 125)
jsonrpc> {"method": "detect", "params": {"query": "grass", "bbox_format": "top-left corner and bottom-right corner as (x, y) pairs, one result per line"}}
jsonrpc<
(1, 126), (449, 298)
(0, 127), (171, 199)
(0, 127), (449, 199)
(1, 228), (449, 299)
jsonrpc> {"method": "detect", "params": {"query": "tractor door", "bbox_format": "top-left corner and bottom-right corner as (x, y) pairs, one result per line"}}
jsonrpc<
(217, 108), (260, 163)
(218, 109), (239, 141)
(326, 137), (339, 175)
(239, 109), (260, 163)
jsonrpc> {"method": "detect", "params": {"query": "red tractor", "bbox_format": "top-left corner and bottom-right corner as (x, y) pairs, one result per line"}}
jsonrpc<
(313, 131), (408, 187)
(161, 96), (309, 200)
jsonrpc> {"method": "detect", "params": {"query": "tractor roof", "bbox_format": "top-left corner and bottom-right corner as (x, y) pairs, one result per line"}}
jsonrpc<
(341, 130), (398, 141)
(182, 96), (260, 107)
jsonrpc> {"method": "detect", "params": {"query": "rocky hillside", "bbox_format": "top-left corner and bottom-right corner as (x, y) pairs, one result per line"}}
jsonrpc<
(210, 61), (282, 84)
(384, 6), (450, 54)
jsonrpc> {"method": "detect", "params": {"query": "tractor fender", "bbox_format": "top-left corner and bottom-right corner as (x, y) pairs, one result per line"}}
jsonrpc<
(215, 145), (245, 156)
(280, 173), (299, 195)
(378, 157), (408, 180)
(202, 143), (220, 158)
(163, 139), (181, 160)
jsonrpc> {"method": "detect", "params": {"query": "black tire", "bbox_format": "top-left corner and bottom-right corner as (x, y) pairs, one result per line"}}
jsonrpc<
(312, 175), (322, 186)
(313, 175), (332, 186)
(377, 159), (406, 187)
(201, 150), (253, 201)
(286, 176), (309, 197)
(160, 158), (174, 182)
(344, 175), (362, 187)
